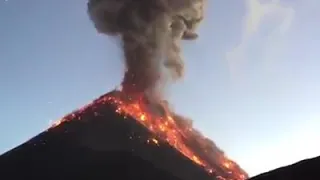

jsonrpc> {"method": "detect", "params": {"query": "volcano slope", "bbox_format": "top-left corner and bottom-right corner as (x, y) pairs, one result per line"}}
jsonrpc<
(249, 156), (320, 180)
(0, 92), (217, 180)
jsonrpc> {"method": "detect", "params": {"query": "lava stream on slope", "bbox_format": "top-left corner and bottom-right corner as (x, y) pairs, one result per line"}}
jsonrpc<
(51, 91), (248, 180)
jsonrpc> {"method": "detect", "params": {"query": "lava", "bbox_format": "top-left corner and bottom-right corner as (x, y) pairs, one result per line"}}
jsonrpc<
(51, 91), (248, 180)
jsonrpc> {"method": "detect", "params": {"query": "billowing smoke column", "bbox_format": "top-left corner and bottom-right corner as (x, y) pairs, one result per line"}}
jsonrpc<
(87, 0), (248, 179)
(87, 0), (205, 100)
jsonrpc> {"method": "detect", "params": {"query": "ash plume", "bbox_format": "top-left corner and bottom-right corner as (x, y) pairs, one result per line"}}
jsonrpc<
(87, 0), (206, 99)
(87, 0), (248, 179)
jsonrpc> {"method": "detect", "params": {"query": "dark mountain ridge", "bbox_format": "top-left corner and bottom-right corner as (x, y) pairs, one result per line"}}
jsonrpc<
(249, 155), (320, 180)
(0, 92), (215, 180)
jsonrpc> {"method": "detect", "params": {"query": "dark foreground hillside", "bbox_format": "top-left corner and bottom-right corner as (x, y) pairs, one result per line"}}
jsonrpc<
(249, 156), (320, 180)
(3, 91), (317, 180)
(0, 93), (215, 180)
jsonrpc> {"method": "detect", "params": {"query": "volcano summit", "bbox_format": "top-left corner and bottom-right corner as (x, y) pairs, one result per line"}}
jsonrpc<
(1, 0), (249, 179)
(0, 91), (248, 180)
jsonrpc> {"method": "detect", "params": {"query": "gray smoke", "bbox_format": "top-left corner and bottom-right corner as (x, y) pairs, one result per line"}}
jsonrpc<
(87, 0), (205, 99)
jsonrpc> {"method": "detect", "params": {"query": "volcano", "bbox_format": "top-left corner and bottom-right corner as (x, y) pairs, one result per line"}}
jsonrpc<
(0, 91), (247, 180)
(249, 156), (320, 180)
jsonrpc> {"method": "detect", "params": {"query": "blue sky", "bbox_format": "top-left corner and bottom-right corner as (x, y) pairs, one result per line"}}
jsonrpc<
(0, 0), (319, 177)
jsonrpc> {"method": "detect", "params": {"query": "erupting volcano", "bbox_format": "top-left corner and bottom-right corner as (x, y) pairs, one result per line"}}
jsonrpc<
(84, 0), (248, 178)
(51, 91), (248, 180)
(1, 0), (248, 180)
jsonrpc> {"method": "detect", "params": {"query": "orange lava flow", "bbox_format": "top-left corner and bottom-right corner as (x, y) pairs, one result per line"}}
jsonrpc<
(51, 92), (248, 180)
(105, 95), (247, 180)
(109, 96), (207, 166)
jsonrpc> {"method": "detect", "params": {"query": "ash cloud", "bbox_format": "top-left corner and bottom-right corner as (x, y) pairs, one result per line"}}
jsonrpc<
(87, 0), (206, 99)
(87, 0), (248, 178)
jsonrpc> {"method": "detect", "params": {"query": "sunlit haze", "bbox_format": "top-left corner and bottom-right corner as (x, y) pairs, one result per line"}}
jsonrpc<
(0, 0), (319, 177)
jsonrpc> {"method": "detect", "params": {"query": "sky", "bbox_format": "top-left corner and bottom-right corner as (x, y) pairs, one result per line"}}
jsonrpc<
(0, 0), (319, 177)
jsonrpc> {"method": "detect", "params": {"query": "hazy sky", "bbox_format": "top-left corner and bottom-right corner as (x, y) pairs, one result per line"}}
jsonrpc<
(0, 0), (319, 177)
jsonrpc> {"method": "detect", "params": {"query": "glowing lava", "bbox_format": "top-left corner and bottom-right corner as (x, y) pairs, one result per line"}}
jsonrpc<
(51, 92), (248, 180)
(108, 95), (207, 166)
